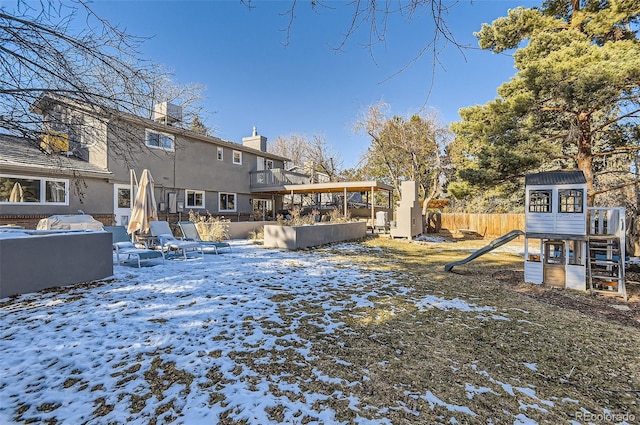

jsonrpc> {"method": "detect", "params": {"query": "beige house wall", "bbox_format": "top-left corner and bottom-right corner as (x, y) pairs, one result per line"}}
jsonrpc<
(84, 115), (109, 169)
(0, 169), (113, 217)
(105, 122), (285, 216)
(3, 98), (288, 223)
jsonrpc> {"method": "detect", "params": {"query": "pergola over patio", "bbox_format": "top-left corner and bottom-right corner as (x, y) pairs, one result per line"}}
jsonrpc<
(276, 180), (394, 223)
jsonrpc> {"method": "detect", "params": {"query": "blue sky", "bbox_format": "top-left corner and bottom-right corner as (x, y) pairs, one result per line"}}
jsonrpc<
(87, 0), (535, 168)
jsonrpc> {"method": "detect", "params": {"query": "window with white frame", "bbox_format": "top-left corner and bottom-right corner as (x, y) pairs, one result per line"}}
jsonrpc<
(232, 150), (242, 165)
(265, 159), (274, 169)
(185, 190), (205, 208)
(217, 147), (223, 161)
(559, 189), (583, 213)
(145, 129), (174, 150)
(0, 174), (68, 204)
(529, 190), (552, 213)
(219, 192), (236, 212)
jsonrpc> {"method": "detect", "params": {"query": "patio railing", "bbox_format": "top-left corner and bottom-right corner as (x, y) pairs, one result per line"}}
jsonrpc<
(250, 169), (311, 189)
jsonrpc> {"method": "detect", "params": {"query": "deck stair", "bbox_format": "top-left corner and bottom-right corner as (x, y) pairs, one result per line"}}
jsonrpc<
(586, 208), (627, 301)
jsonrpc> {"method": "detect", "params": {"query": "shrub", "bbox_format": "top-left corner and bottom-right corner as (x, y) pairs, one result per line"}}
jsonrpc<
(188, 210), (230, 242)
(248, 228), (264, 243)
(275, 207), (350, 226)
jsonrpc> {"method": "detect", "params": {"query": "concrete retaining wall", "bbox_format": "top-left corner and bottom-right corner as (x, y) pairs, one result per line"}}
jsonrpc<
(263, 222), (366, 249)
(0, 231), (113, 298)
(227, 221), (268, 239)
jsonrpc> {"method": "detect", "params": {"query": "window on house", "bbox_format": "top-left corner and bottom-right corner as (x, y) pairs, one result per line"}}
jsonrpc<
(117, 188), (131, 208)
(0, 175), (68, 205)
(232, 150), (242, 165)
(145, 129), (174, 150)
(185, 190), (205, 208)
(529, 190), (552, 213)
(559, 189), (583, 213)
(265, 159), (274, 169)
(219, 192), (236, 212)
(217, 147), (223, 161)
(46, 181), (67, 203)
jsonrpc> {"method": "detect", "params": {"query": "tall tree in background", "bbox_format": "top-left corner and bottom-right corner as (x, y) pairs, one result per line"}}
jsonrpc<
(1, 2), (151, 136)
(449, 0), (640, 207)
(357, 102), (448, 214)
(269, 134), (313, 170)
(190, 116), (208, 135)
(268, 134), (343, 181)
(307, 135), (343, 182)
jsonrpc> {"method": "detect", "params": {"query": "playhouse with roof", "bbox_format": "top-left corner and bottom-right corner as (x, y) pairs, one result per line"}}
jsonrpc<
(523, 171), (626, 300)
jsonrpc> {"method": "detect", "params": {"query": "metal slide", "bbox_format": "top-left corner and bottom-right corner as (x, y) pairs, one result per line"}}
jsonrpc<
(444, 230), (524, 272)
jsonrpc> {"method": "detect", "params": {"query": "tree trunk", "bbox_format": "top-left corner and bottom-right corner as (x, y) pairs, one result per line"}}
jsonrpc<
(575, 113), (595, 206)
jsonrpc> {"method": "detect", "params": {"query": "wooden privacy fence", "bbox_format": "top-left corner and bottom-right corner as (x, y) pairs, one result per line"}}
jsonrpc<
(438, 213), (525, 237)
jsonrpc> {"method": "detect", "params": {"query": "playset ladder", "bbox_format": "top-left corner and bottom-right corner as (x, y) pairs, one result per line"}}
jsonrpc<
(587, 235), (627, 301)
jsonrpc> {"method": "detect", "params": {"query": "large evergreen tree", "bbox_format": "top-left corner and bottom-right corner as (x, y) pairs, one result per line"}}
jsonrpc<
(450, 0), (640, 206)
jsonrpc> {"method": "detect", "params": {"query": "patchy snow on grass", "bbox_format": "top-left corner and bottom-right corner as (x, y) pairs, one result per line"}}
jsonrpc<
(416, 295), (495, 313)
(420, 390), (477, 417)
(2, 238), (619, 424)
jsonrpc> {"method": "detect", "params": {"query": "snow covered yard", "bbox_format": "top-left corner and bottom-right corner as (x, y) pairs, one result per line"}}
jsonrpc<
(1, 238), (638, 424)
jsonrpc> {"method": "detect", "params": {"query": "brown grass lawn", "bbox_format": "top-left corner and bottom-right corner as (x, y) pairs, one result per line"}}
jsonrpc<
(306, 235), (640, 423)
(2, 235), (639, 424)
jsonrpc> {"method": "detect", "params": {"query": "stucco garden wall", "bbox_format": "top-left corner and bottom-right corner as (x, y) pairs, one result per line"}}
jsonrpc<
(0, 231), (113, 298)
(263, 222), (366, 250)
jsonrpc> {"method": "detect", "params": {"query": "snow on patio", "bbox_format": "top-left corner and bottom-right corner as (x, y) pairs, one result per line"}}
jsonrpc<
(0, 240), (606, 424)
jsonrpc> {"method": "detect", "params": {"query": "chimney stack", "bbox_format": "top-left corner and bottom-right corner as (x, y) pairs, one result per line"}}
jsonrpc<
(242, 126), (267, 152)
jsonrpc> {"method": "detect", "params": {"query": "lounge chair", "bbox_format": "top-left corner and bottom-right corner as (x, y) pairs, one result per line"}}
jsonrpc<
(104, 225), (164, 267)
(177, 221), (231, 254)
(149, 221), (204, 260)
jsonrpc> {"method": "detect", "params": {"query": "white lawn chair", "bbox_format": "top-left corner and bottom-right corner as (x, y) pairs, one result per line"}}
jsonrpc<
(177, 221), (231, 254)
(149, 221), (204, 260)
(104, 226), (164, 267)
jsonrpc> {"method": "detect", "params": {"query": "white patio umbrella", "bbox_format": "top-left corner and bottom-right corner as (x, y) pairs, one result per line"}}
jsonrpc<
(127, 169), (158, 235)
(9, 182), (24, 202)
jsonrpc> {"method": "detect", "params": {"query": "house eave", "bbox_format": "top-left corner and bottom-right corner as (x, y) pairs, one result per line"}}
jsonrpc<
(0, 162), (112, 179)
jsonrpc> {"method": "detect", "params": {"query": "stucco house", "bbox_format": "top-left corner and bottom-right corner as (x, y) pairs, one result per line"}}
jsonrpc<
(0, 95), (301, 227)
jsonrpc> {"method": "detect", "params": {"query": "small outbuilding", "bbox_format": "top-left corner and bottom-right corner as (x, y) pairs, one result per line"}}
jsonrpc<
(523, 171), (626, 299)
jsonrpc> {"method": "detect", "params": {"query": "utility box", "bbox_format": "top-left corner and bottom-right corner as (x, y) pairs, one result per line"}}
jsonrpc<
(390, 181), (423, 239)
(153, 102), (183, 124)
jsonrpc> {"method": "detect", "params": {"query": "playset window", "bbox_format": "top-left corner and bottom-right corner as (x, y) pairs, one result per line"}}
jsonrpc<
(529, 190), (552, 212)
(559, 189), (583, 213)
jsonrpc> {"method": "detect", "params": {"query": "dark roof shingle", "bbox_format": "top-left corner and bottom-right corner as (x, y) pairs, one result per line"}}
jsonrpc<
(0, 134), (110, 176)
(525, 170), (586, 186)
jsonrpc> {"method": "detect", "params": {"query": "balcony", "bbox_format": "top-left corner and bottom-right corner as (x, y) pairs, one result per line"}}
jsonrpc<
(250, 169), (311, 192)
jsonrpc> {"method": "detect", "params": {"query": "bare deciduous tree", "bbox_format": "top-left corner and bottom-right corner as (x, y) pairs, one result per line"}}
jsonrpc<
(268, 134), (313, 169)
(356, 101), (450, 214)
(0, 1), (206, 168)
(268, 133), (343, 181)
(242, 0), (462, 100)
